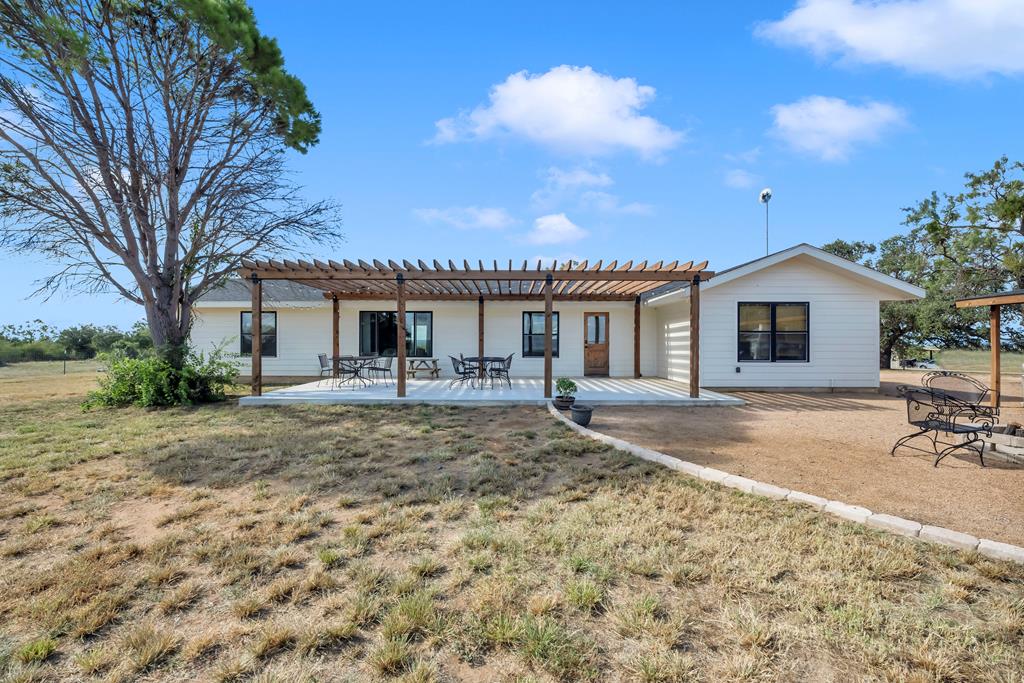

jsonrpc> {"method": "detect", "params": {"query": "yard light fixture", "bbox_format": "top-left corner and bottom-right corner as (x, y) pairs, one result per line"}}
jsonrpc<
(759, 187), (772, 256)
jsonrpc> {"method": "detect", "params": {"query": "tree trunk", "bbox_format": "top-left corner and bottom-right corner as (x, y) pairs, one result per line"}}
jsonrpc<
(879, 345), (894, 370)
(144, 287), (190, 369)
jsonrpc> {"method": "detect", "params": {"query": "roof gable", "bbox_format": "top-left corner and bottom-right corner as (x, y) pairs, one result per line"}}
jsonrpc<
(703, 243), (924, 300)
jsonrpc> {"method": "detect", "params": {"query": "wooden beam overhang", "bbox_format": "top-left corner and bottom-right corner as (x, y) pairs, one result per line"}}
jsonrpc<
(240, 257), (713, 303)
(954, 290), (1013, 409)
(955, 291), (1024, 308)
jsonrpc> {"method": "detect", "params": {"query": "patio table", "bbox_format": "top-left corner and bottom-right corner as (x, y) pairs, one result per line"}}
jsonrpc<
(331, 356), (377, 389)
(406, 357), (441, 379)
(462, 356), (506, 389)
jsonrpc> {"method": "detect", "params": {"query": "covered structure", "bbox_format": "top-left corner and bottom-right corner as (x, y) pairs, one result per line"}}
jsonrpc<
(955, 290), (1024, 408)
(238, 257), (712, 399)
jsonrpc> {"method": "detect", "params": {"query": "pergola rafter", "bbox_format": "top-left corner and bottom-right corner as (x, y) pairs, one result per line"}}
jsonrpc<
(239, 257), (712, 401)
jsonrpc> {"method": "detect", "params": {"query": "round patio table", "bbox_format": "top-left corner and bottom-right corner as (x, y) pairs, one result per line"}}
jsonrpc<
(462, 356), (506, 389)
(330, 356), (377, 389)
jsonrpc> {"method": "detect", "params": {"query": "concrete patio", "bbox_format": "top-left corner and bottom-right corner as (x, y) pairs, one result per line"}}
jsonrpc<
(239, 377), (744, 407)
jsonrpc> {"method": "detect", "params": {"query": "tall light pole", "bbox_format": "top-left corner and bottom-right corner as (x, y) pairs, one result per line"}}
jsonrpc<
(759, 187), (773, 256)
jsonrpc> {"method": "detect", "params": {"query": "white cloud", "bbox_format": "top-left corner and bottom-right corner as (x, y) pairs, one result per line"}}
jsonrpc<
(431, 65), (683, 158)
(769, 96), (906, 161)
(525, 213), (588, 245)
(725, 146), (761, 165)
(542, 166), (613, 191)
(531, 165), (613, 209)
(723, 169), (760, 189)
(757, 0), (1024, 79)
(531, 165), (653, 215)
(578, 191), (654, 215)
(413, 206), (516, 230)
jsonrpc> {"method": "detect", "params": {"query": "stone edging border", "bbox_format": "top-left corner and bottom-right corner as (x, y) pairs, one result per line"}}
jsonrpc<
(546, 402), (1024, 565)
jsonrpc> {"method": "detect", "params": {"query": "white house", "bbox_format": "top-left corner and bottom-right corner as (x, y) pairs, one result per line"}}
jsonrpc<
(189, 244), (923, 395)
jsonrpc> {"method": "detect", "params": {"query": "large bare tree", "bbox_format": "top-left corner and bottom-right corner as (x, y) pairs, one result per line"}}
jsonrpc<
(0, 0), (339, 362)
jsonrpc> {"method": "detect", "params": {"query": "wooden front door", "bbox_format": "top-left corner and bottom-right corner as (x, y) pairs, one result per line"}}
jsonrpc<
(584, 312), (610, 376)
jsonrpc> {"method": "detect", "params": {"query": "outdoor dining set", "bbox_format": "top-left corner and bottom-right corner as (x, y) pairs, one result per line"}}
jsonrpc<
(316, 352), (514, 390)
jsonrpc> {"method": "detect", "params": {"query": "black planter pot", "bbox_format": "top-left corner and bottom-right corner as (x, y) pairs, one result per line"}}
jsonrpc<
(553, 395), (576, 411)
(570, 404), (593, 427)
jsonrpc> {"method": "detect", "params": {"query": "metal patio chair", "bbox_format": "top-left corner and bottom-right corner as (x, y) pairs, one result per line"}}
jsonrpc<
(317, 353), (333, 387)
(449, 355), (475, 389)
(891, 384), (994, 467)
(488, 354), (514, 389)
(367, 354), (394, 386)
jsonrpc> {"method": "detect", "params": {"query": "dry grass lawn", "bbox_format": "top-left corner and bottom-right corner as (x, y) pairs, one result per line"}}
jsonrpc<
(1, 363), (1023, 682)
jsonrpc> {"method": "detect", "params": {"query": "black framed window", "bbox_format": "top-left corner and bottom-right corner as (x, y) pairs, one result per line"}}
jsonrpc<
(359, 311), (432, 357)
(241, 311), (277, 357)
(522, 312), (559, 357)
(738, 303), (808, 362)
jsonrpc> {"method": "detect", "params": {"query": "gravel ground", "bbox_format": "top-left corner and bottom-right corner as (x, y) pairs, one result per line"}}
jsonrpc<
(589, 370), (1024, 546)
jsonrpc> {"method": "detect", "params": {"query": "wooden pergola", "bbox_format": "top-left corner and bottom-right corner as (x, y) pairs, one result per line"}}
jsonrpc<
(954, 289), (1024, 408)
(238, 258), (713, 400)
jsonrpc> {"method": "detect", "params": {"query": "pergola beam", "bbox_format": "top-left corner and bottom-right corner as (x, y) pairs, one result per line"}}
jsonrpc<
(991, 304), (1000, 408)
(689, 275), (701, 398)
(396, 275), (406, 398)
(544, 274), (553, 398)
(318, 292), (645, 302)
(250, 276), (262, 397)
(955, 291), (1017, 408)
(240, 265), (710, 283)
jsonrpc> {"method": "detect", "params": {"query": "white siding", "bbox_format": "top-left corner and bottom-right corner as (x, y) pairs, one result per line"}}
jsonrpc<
(654, 300), (690, 382)
(190, 299), (658, 378)
(190, 304), (331, 377)
(696, 255), (884, 388)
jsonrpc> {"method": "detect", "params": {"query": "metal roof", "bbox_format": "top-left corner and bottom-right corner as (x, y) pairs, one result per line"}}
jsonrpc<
(198, 279), (323, 302)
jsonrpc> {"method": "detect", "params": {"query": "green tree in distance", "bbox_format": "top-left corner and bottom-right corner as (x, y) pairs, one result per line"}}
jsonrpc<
(823, 231), (990, 369)
(822, 157), (1024, 367)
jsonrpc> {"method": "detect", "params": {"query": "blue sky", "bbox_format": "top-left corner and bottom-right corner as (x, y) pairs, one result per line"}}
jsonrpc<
(3, 0), (1024, 328)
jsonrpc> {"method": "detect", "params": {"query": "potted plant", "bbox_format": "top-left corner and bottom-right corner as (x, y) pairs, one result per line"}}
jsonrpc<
(553, 377), (577, 410)
(570, 403), (593, 427)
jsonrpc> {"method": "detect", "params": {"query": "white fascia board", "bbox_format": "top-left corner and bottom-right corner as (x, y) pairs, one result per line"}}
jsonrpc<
(704, 244), (925, 301)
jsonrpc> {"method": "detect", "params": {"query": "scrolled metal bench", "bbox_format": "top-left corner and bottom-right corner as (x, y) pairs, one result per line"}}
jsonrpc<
(891, 383), (995, 467)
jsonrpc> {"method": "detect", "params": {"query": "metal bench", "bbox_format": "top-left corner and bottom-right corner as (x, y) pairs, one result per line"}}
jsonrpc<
(891, 372), (997, 467)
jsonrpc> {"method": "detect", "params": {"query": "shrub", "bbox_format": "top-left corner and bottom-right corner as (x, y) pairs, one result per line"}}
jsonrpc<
(85, 349), (236, 408)
(555, 378), (578, 397)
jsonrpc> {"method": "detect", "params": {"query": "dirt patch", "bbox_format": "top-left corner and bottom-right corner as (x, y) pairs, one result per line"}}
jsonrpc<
(590, 389), (1024, 546)
(109, 498), (179, 545)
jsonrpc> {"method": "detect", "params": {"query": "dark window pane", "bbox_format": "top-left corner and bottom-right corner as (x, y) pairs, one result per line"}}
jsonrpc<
(775, 333), (807, 361)
(359, 312), (374, 356)
(360, 311), (431, 357)
(738, 332), (771, 361)
(775, 304), (807, 332)
(240, 312), (276, 357)
(523, 312), (559, 357)
(739, 304), (771, 331)
(262, 334), (277, 357)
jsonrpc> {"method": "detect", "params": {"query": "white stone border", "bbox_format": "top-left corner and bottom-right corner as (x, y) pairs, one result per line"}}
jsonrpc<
(547, 403), (1024, 565)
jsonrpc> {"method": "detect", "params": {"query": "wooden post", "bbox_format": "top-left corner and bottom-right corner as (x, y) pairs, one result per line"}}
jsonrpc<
(544, 274), (553, 399)
(689, 275), (701, 398)
(634, 295), (641, 378)
(478, 296), (485, 381)
(250, 274), (262, 396)
(991, 304), (1001, 408)
(396, 275), (406, 398)
(331, 295), (340, 379)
